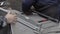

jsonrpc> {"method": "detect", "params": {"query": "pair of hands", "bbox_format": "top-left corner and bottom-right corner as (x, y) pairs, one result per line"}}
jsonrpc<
(5, 12), (17, 24)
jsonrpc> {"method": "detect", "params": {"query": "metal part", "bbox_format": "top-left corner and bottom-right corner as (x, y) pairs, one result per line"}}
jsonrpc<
(0, 8), (40, 34)
(0, 8), (59, 34)
(33, 10), (58, 22)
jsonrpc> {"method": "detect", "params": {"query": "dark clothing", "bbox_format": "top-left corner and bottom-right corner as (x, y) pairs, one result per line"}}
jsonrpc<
(22, 0), (34, 14)
(37, 0), (58, 5)
(0, 0), (6, 2)
(0, 16), (7, 29)
(22, 0), (58, 12)
(22, 0), (57, 11)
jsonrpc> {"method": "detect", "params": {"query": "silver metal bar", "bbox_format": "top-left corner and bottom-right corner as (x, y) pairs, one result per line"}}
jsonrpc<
(0, 8), (40, 34)
(17, 17), (39, 31)
(33, 10), (58, 22)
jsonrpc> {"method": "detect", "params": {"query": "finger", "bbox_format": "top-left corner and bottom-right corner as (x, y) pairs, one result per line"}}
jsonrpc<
(13, 19), (17, 23)
(12, 14), (17, 17)
(10, 13), (17, 16)
(14, 15), (17, 17)
(7, 11), (11, 14)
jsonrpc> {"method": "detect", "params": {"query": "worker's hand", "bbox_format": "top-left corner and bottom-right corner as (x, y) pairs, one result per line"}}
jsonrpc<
(5, 11), (17, 24)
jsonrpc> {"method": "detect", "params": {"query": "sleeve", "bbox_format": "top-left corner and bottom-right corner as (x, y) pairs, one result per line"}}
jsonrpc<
(0, 16), (7, 27)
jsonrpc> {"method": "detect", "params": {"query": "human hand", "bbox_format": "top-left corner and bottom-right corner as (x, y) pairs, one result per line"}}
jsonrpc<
(5, 11), (17, 24)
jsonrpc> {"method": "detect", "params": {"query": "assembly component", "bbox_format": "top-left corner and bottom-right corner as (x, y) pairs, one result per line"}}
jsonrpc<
(0, 8), (40, 31)
(11, 22), (35, 34)
(18, 14), (39, 27)
(41, 20), (58, 29)
(17, 17), (39, 31)
(41, 25), (60, 34)
(33, 31), (39, 34)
